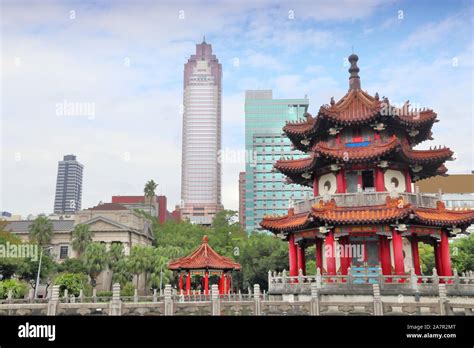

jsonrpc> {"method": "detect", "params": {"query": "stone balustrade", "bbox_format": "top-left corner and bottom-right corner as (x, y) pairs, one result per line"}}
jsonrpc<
(293, 191), (440, 213)
(0, 279), (473, 316)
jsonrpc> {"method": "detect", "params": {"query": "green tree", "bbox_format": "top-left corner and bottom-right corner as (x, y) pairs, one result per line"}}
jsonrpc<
(107, 243), (125, 290)
(144, 179), (158, 215)
(127, 245), (149, 291)
(53, 273), (91, 296)
(0, 279), (28, 299)
(71, 224), (94, 257)
(451, 234), (474, 273)
(83, 242), (108, 288)
(419, 243), (435, 275)
(28, 216), (53, 247)
(56, 258), (88, 274)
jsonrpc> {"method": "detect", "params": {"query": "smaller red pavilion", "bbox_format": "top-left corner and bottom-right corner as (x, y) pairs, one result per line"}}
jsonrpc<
(168, 235), (241, 295)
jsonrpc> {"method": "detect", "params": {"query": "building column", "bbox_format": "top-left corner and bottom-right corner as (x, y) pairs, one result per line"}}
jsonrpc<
(296, 243), (306, 275)
(315, 238), (323, 272)
(374, 168), (385, 192)
(179, 272), (183, 293)
(378, 235), (392, 279)
(391, 230), (405, 278)
(411, 235), (422, 276)
(185, 271), (191, 295)
(313, 176), (319, 197)
(226, 273), (231, 294)
(336, 170), (346, 193)
(405, 171), (412, 193)
(440, 231), (453, 277)
(374, 131), (381, 141)
(204, 271), (209, 295)
(288, 234), (298, 277)
(339, 236), (350, 276)
(325, 230), (337, 276)
(434, 241), (444, 276)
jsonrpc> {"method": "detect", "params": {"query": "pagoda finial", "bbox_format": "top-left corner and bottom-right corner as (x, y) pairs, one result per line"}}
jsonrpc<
(202, 235), (208, 244)
(203, 35), (206, 43)
(348, 53), (361, 91)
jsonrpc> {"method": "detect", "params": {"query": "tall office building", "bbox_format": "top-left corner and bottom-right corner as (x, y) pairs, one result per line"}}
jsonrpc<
(238, 172), (246, 229)
(244, 91), (312, 232)
(53, 154), (84, 214)
(180, 38), (223, 225)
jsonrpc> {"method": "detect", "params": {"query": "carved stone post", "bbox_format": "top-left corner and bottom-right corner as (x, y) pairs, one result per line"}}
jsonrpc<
(153, 288), (158, 302)
(282, 270), (287, 292)
(92, 288), (97, 303)
(211, 284), (220, 316)
(372, 284), (383, 316)
(133, 289), (138, 303)
(268, 270), (272, 290)
(453, 269), (460, 289)
(164, 284), (173, 316)
(47, 285), (60, 316)
(28, 288), (34, 303)
(316, 267), (322, 289)
(79, 289), (84, 303)
(253, 284), (261, 316)
(410, 268), (419, 291)
(432, 268), (439, 287)
(109, 283), (122, 316)
(438, 283), (448, 315)
(310, 283), (320, 316)
(63, 289), (69, 303)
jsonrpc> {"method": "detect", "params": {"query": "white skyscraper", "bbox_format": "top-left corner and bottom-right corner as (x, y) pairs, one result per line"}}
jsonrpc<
(180, 39), (222, 225)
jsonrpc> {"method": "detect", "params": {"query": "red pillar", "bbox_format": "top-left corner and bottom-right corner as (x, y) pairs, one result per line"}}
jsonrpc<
(440, 231), (452, 277)
(374, 131), (381, 141)
(315, 238), (323, 272)
(289, 234), (298, 277)
(296, 243), (305, 275)
(313, 176), (319, 196)
(411, 235), (421, 276)
(339, 236), (350, 275)
(378, 236), (391, 275)
(219, 273), (226, 294)
(325, 230), (336, 276)
(226, 273), (231, 294)
(374, 168), (385, 192)
(391, 230), (405, 277)
(405, 171), (412, 193)
(185, 271), (191, 294)
(179, 273), (183, 293)
(204, 271), (209, 295)
(434, 241), (444, 276)
(336, 170), (346, 193)
(336, 133), (341, 145)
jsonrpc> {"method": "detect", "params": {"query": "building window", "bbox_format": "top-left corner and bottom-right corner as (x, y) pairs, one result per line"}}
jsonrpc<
(59, 246), (69, 259)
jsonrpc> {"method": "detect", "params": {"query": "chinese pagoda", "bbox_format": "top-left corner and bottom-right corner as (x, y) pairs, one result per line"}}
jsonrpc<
(261, 54), (474, 282)
(168, 235), (241, 295)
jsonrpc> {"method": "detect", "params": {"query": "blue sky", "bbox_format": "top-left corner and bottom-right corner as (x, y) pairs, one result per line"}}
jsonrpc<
(1, 0), (473, 215)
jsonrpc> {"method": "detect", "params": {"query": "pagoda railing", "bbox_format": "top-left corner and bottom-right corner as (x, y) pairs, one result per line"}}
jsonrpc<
(268, 269), (474, 296)
(293, 191), (440, 213)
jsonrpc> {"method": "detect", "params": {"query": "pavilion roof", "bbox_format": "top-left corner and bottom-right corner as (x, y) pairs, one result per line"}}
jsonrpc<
(260, 197), (474, 234)
(274, 135), (453, 186)
(283, 90), (438, 152)
(168, 235), (241, 271)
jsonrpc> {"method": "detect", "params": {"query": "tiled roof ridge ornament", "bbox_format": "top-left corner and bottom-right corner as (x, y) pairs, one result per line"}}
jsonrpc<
(202, 235), (209, 244)
(348, 53), (361, 91)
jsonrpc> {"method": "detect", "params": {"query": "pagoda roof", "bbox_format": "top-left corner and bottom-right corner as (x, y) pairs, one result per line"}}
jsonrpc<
(260, 197), (474, 234)
(274, 135), (453, 185)
(412, 201), (474, 227)
(168, 235), (241, 271)
(283, 90), (438, 152)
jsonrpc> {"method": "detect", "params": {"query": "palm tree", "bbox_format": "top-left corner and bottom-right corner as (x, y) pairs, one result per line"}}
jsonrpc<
(144, 180), (158, 215)
(28, 216), (53, 247)
(107, 243), (124, 290)
(83, 242), (108, 288)
(71, 224), (94, 257)
(127, 245), (149, 292)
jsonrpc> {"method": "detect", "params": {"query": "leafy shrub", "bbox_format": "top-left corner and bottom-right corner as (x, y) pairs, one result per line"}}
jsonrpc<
(54, 273), (91, 297)
(0, 279), (29, 299)
(120, 282), (135, 297)
(96, 291), (112, 297)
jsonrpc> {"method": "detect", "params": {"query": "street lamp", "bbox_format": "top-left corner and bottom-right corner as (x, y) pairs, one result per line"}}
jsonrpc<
(34, 246), (53, 299)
